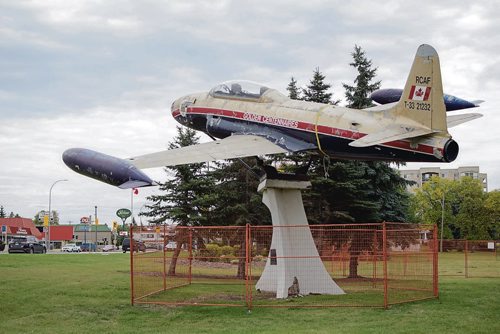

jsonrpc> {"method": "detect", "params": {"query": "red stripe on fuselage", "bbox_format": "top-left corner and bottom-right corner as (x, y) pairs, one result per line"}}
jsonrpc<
(178, 106), (438, 156)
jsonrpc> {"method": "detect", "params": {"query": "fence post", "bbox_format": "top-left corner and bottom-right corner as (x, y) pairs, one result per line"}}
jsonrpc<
(130, 225), (134, 305)
(163, 224), (166, 291)
(433, 224), (439, 298)
(372, 230), (377, 288)
(383, 222), (388, 309)
(188, 228), (193, 285)
(464, 239), (468, 278)
(245, 224), (252, 311)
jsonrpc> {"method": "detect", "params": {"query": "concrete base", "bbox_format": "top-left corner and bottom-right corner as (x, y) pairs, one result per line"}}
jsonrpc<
(255, 178), (345, 298)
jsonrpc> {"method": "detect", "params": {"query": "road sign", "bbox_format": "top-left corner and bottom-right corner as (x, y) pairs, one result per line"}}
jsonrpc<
(1, 225), (6, 233)
(80, 216), (89, 224)
(116, 208), (132, 220)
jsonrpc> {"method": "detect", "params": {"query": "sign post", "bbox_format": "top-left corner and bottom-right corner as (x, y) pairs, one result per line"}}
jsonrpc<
(116, 208), (132, 227)
(81, 216), (89, 249)
(1, 225), (6, 244)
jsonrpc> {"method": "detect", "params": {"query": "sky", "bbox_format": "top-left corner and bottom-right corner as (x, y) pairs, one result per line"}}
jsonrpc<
(1, 0), (499, 227)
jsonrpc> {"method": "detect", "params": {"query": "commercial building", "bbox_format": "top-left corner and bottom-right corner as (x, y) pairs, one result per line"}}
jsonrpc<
(37, 225), (75, 249)
(0, 218), (43, 242)
(400, 166), (488, 192)
(73, 224), (112, 247)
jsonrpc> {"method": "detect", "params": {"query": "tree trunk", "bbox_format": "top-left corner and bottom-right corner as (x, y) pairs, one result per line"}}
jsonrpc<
(348, 255), (359, 278)
(168, 229), (186, 276)
(236, 237), (246, 279)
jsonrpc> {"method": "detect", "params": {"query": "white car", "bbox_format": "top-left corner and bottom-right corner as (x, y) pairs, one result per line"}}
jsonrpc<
(102, 245), (116, 252)
(62, 243), (81, 252)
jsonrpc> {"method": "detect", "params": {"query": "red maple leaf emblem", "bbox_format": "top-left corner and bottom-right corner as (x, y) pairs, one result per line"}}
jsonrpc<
(415, 88), (424, 97)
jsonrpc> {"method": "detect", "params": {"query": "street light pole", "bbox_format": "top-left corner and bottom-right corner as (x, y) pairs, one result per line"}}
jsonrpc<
(47, 179), (68, 251)
(95, 205), (98, 252)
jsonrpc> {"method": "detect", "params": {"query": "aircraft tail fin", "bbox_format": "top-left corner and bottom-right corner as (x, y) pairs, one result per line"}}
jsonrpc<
(394, 44), (448, 133)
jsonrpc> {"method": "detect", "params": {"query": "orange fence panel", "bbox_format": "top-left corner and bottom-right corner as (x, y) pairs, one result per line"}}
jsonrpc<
(130, 223), (438, 309)
(439, 239), (499, 278)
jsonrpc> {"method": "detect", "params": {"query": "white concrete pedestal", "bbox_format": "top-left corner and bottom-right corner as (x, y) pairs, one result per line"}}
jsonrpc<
(255, 178), (345, 298)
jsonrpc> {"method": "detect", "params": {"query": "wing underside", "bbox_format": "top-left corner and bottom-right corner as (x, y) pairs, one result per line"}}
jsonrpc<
(127, 135), (288, 169)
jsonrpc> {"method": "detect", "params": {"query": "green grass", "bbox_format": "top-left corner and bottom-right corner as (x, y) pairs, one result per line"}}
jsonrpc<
(1, 253), (499, 334)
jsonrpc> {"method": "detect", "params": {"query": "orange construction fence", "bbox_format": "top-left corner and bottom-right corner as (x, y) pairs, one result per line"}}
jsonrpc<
(439, 239), (499, 278)
(129, 223), (438, 309)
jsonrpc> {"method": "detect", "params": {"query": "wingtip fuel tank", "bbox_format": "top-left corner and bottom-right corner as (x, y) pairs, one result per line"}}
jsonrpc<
(62, 148), (155, 189)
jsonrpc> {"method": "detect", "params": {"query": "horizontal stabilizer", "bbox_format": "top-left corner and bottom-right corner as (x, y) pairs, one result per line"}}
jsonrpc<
(349, 125), (434, 147)
(447, 113), (483, 128)
(128, 135), (288, 169)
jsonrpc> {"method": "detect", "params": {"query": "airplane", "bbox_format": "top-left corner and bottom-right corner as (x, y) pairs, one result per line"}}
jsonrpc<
(63, 44), (483, 189)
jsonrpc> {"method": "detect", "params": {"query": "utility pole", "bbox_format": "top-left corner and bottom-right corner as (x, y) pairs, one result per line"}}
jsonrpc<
(86, 215), (91, 250)
(440, 192), (445, 253)
(95, 206), (98, 252)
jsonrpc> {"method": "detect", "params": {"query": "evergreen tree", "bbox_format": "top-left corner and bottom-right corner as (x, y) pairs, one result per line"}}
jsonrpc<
(302, 68), (340, 105)
(286, 77), (301, 100)
(209, 158), (271, 278)
(142, 126), (215, 227)
(142, 126), (217, 274)
(0, 206), (5, 218)
(343, 45), (381, 109)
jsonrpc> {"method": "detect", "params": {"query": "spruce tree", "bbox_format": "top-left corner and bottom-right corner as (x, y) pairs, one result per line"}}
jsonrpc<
(142, 126), (216, 274)
(302, 68), (340, 105)
(209, 158), (271, 278)
(342, 45), (381, 109)
(0, 206), (5, 218)
(286, 77), (301, 100)
(142, 126), (215, 227)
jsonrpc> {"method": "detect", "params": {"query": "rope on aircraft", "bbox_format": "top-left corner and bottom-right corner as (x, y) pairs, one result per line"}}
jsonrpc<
(314, 106), (329, 157)
(315, 106), (331, 178)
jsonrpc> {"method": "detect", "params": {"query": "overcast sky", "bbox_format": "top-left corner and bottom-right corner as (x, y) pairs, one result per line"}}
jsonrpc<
(1, 0), (498, 227)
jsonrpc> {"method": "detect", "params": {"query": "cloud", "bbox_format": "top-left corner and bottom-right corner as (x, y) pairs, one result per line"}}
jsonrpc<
(1, 0), (499, 227)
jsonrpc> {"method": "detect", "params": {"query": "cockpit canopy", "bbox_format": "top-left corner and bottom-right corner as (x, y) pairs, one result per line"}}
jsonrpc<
(209, 80), (270, 101)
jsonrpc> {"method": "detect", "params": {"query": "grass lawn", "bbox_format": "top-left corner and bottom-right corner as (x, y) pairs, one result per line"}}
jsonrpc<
(0, 253), (499, 334)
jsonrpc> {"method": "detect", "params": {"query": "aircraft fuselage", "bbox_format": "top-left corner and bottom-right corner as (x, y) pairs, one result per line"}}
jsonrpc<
(171, 89), (458, 163)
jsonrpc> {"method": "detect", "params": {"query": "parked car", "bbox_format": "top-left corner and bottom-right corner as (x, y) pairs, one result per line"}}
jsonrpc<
(8, 236), (46, 254)
(122, 238), (146, 253)
(102, 244), (116, 252)
(0, 241), (5, 252)
(165, 241), (177, 251)
(80, 243), (97, 252)
(61, 243), (81, 252)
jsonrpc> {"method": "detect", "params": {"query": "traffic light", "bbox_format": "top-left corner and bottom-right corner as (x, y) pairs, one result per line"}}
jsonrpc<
(95, 218), (99, 225)
(43, 215), (49, 227)
(112, 221), (118, 231)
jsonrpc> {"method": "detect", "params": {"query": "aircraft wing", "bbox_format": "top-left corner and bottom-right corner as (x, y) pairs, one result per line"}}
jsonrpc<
(447, 113), (483, 128)
(127, 135), (288, 169)
(349, 125), (435, 147)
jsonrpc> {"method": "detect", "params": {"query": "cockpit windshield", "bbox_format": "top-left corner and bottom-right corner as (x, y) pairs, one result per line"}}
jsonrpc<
(209, 80), (270, 101)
